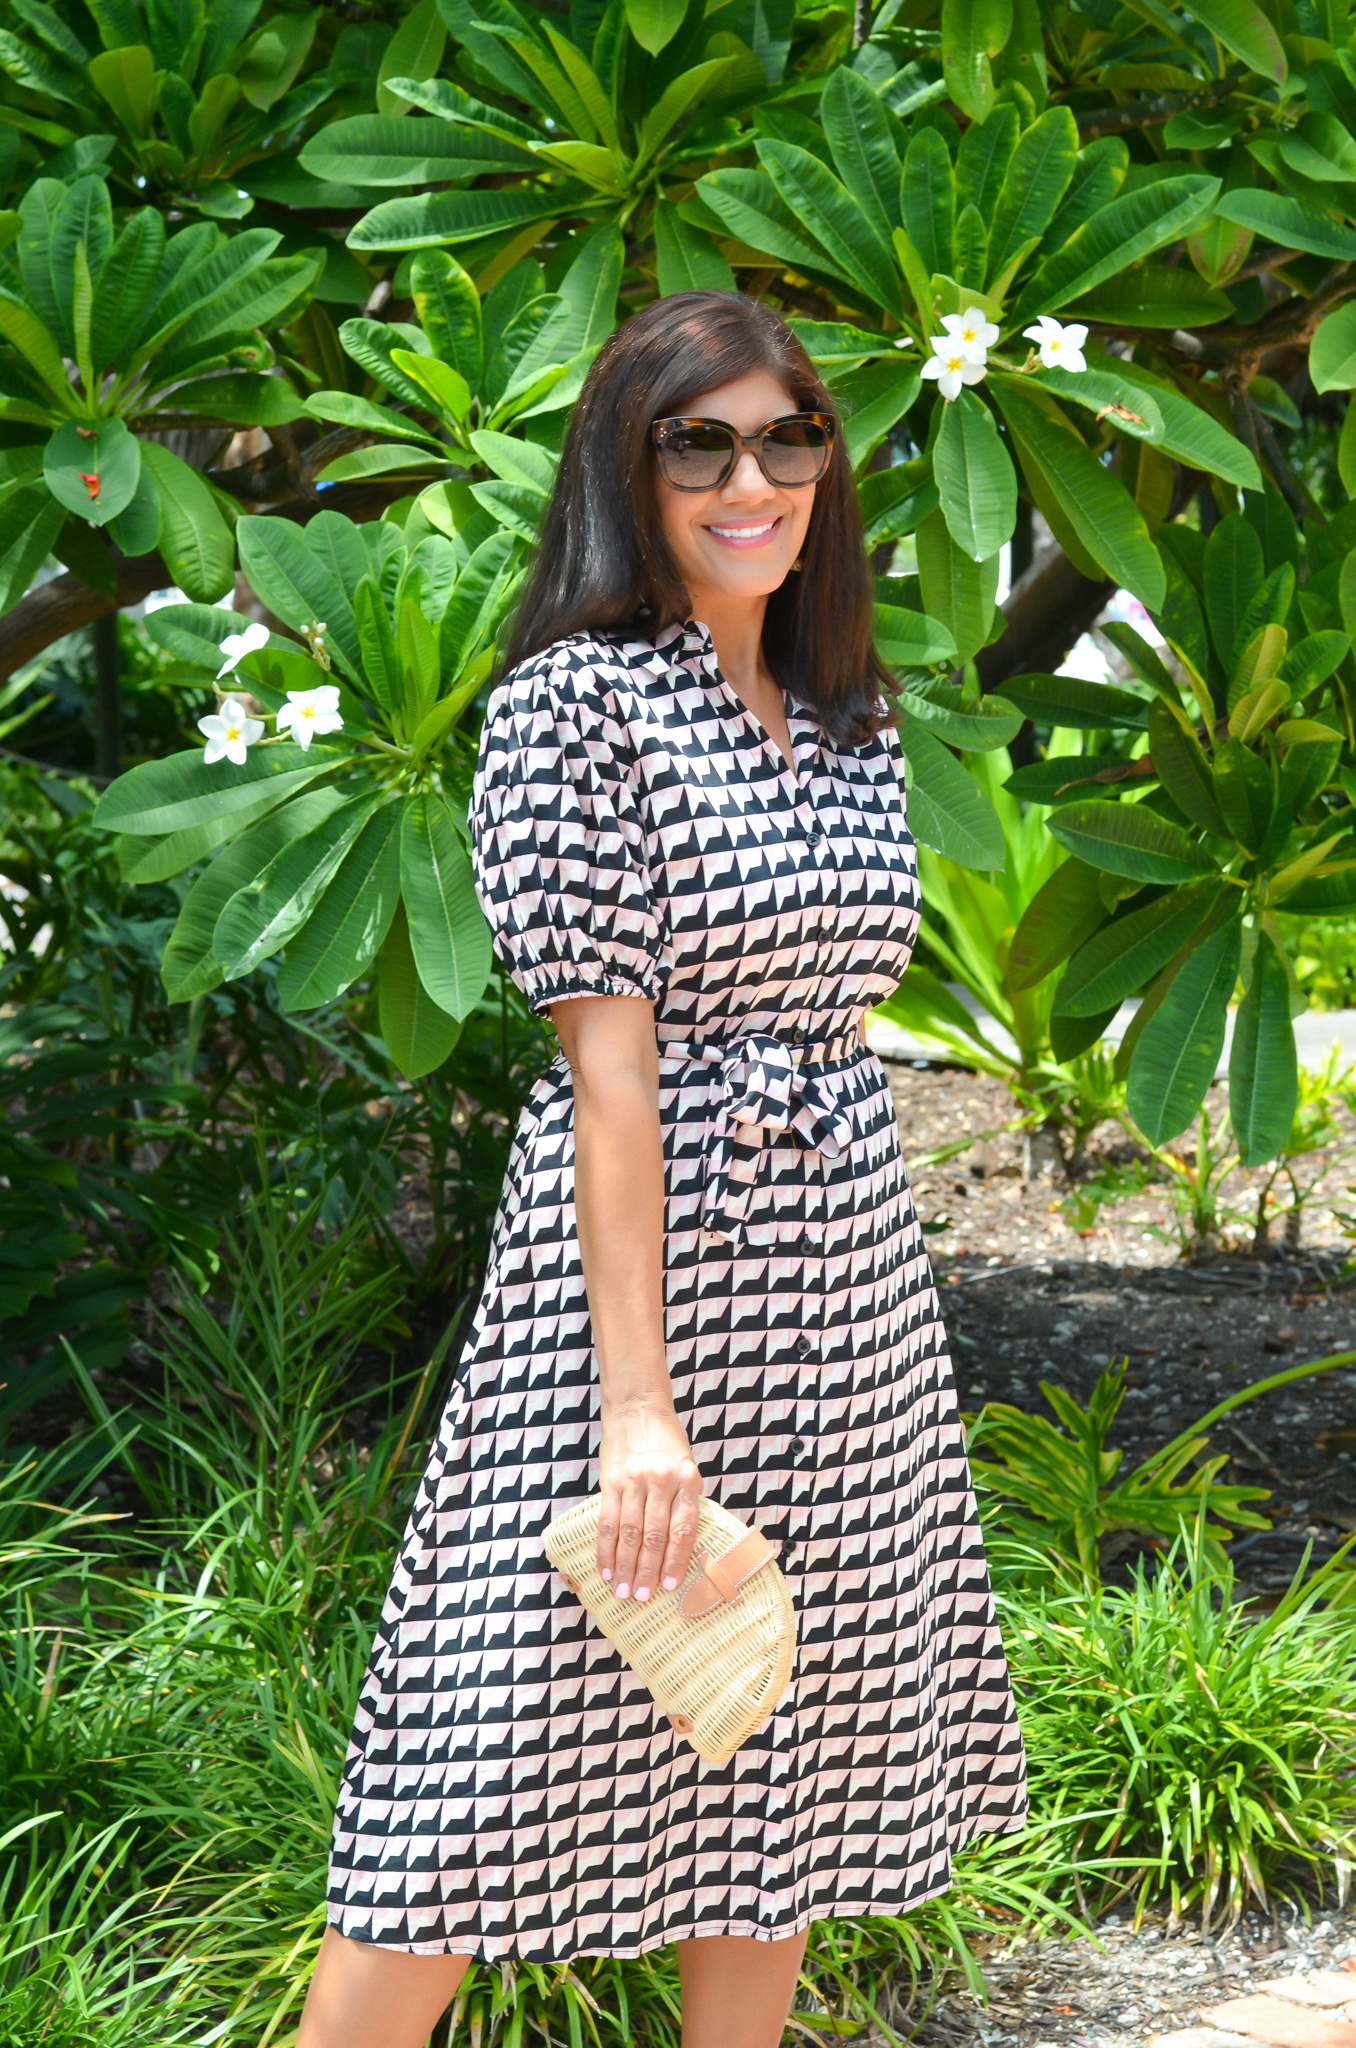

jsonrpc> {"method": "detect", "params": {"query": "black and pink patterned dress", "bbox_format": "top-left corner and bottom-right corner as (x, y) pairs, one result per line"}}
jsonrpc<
(326, 620), (1027, 1960)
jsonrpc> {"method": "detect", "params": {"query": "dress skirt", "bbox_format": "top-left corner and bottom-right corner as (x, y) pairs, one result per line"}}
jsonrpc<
(325, 620), (1028, 1959)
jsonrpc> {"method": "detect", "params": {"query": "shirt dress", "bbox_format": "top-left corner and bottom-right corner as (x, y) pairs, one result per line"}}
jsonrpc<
(326, 619), (1028, 1960)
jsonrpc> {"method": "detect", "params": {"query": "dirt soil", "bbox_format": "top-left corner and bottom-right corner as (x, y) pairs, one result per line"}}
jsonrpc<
(885, 1062), (1356, 1586)
(917, 1905), (1356, 2048)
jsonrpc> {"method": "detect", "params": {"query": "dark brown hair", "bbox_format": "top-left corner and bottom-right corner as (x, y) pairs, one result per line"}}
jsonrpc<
(502, 290), (892, 747)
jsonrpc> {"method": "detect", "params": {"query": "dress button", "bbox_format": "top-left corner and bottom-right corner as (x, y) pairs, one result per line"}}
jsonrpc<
(791, 1437), (806, 1455)
(795, 1335), (814, 1358)
(805, 830), (821, 848)
(790, 1025), (806, 1046)
(797, 1233), (812, 1252)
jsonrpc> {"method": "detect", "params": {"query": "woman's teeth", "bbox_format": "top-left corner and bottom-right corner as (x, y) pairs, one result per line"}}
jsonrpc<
(708, 519), (778, 538)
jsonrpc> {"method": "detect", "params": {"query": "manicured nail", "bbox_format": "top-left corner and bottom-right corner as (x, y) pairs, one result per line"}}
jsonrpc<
(600, 1567), (612, 1581)
(634, 1586), (650, 1601)
(615, 1582), (630, 1599)
(662, 1577), (678, 1592)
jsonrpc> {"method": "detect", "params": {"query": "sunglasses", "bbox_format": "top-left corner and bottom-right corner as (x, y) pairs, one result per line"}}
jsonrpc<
(651, 412), (835, 492)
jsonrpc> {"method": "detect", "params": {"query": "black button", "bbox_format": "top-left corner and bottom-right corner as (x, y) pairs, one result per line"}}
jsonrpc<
(795, 1335), (814, 1358)
(791, 1437), (806, 1454)
(790, 1025), (806, 1046)
(805, 830), (821, 848)
(797, 1234), (813, 1252)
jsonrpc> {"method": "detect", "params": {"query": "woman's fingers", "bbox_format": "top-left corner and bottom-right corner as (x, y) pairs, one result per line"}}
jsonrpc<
(658, 1477), (701, 1594)
(631, 1481), (677, 1602)
(596, 1483), (622, 1585)
(610, 1479), (648, 1600)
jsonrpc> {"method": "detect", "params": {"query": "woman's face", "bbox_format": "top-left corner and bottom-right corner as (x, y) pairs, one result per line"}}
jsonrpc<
(652, 369), (818, 610)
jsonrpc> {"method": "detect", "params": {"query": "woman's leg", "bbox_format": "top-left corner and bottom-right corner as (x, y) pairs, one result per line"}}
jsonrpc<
(296, 1927), (470, 2048)
(676, 1929), (811, 2048)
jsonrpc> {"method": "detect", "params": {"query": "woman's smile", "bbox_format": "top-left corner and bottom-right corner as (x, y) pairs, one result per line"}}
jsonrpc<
(704, 515), (782, 547)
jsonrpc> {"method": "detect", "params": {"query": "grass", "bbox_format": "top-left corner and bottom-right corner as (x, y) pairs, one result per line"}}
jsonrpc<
(5, 1173), (1356, 2042)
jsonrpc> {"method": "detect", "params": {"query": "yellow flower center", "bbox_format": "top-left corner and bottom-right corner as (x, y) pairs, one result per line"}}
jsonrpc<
(225, 724), (240, 740)
(946, 354), (963, 372)
(301, 705), (316, 720)
(961, 325), (975, 340)
(1049, 338), (1060, 351)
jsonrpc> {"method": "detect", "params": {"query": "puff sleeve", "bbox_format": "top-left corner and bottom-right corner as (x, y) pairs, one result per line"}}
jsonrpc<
(470, 646), (669, 1015)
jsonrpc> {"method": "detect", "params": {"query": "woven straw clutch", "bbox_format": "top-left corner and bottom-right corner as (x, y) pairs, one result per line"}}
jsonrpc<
(543, 1495), (797, 1764)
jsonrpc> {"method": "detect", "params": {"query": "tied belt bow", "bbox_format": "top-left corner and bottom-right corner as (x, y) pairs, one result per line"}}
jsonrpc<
(659, 1030), (857, 1241)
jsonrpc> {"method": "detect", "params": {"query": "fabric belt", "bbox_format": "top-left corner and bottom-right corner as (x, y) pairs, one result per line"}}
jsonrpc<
(654, 1028), (861, 1240)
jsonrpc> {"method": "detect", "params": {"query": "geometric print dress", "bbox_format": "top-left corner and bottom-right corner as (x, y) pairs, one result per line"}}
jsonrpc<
(326, 619), (1028, 1960)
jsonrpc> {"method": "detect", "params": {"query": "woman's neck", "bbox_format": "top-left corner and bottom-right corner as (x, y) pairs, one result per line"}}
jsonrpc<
(687, 589), (770, 696)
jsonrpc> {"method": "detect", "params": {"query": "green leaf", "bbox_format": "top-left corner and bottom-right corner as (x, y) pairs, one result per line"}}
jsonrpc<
(553, 220), (624, 355)
(1008, 856), (1109, 990)
(0, 489), (68, 614)
(1310, 300), (1356, 393)
(391, 347), (472, 423)
(986, 106), (1078, 287)
(1214, 190), (1356, 260)
(409, 248), (483, 394)
(993, 378), (1164, 610)
(624, 0), (685, 55)
(997, 671), (1151, 730)
(0, 292), (75, 406)
(1046, 798), (1217, 884)
(694, 169), (825, 278)
(653, 199), (735, 294)
(215, 793), (371, 980)
(347, 186), (573, 252)
(836, 357), (922, 469)
(400, 793), (492, 1019)
(1148, 699), (1226, 835)
(1012, 175), (1220, 326)
(859, 456), (939, 548)
(916, 507), (998, 666)
(897, 679), (1021, 751)
(95, 743), (342, 838)
(1230, 930), (1298, 1167)
(162, 372), (307, 425)
(1281, 630), (1349, 693)
(236, 513), (362, 680)
(353, 575), (399, 712)
(43, 416), (140, 527)
(757, 140), (905, 316)
(50, 173), (112, 357)
(88, 207), (164, 370)
(377, 0), (446, 115)
(1107, 358), (1261, 489)
(872, 602), (956, 667)
(1213, 736), (1275, 853)
(933, 388), (1015, 563)
(900, 126), (954, 279)
(236, 7), (319, 111)
(1203, 512), (1263, 672)
(900, 723), (1006, 870)
(138, 442), (234, 602)
(301, 114), (537, 186)
(89, 42), (155, 137)
(1280, 111), (1356, 183)
(1066, 264), (1233, 327)
(1180, 0), (1284, 83)
(942, 0), (1012, 124)
(306, 391), (441, 448)
(377, 902), (462, 1079)
(159, 789), (351, 1002)
(337, 318), (435, 409)
(956, 101), (1019, 221)
(104, 464), (160, 558)
(1127, 915), (1241, 1145)
(276, 799), (402, 1009)
(1055, 879), (1224, 1016)
(819, 68), (902, 236)
(467, 428), (555, 492)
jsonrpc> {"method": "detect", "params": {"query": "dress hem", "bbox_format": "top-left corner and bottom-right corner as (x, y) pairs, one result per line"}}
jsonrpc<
(324, 1808), (1029, 1963)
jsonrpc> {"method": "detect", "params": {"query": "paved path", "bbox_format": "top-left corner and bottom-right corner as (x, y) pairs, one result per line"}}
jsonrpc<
(867, 996), (1356, 1076)
(1153, 1963), (1356, 2048)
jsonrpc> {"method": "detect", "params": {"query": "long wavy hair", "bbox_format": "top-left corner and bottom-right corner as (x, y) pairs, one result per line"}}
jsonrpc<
(502, 291), (892, 747)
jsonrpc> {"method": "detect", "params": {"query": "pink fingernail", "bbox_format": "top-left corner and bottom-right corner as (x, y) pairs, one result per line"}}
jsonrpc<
(600, 1567), (612, 1581)
(615, 1582), (630, 1599)
(662, 1577), (678, 1592)
(634, 1586), (650, 1602)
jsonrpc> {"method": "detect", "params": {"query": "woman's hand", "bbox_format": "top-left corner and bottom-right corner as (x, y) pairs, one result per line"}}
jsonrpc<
(598, 1403), (703, 1601)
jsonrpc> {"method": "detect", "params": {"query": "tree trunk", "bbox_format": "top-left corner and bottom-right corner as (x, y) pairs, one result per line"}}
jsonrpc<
(0, 553), (170, 684)
(976, 549), (1115, 692)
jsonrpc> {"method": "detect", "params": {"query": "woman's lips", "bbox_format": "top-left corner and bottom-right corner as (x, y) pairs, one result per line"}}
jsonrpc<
(703, 515), (783, 549)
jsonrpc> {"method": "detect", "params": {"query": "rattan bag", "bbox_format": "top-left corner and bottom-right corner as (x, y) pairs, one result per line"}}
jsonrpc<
(542, 1496), (797, 1764)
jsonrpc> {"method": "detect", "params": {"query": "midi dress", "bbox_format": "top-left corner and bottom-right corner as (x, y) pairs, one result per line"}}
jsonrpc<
(326, 618), (1028, 1960)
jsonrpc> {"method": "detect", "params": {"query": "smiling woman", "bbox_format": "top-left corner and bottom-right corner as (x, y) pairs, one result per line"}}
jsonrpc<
(300, 292), (1027, 2048)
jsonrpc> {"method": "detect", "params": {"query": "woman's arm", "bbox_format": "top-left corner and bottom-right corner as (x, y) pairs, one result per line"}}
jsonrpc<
(552, 994), (702, 1604)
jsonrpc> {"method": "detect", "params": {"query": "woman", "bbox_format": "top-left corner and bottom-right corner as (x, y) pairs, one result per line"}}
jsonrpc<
(301, 290), (1026, 2048)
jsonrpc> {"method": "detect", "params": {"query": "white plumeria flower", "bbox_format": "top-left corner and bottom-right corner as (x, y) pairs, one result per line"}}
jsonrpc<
(922, 343), (989, 403)
(275, 685), (344, 751)
(215, 620), (271, 678)
(199, 696), (264, 766)
(939, 308), (999, 362)
(1023, 315), (1089, 372)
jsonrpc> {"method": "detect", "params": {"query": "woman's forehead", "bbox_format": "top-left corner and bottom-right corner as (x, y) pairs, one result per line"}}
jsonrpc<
(669, 368), (798, 430)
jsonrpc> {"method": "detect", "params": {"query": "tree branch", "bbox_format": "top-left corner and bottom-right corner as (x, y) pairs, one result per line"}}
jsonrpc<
(975, 550), (1115, 695)
(1076, 72), (1240, 138)
(0, 552), (171, 683)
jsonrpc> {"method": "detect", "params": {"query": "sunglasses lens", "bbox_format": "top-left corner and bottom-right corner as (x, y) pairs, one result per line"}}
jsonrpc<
(658, 423), (734, 488)
(762, 417), (831, 484)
